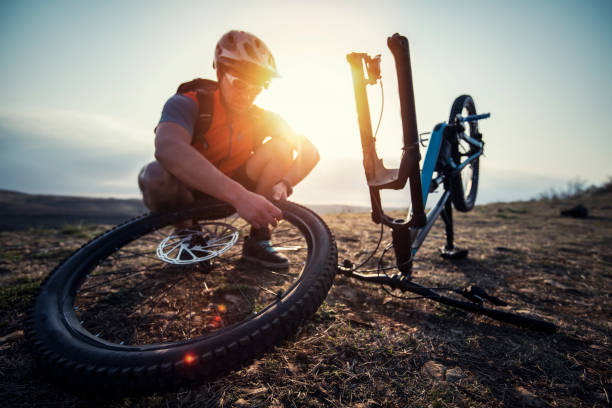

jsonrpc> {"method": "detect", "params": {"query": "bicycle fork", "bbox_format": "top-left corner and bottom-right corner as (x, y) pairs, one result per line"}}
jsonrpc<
(347, 34), (427, 277)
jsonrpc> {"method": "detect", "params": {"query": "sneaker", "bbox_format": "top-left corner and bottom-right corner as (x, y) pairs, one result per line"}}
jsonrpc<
(242, 236), (290, 269)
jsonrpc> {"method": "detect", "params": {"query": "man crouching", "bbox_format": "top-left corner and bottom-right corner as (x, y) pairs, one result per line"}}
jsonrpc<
(138, 30), (319, 268)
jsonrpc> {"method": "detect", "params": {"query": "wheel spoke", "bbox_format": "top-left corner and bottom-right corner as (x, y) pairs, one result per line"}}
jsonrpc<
(131, 274), (187, 318)
(80, 268), (150, 292)
(207, 232), (236, 245)
(266, 269), (299, 279)
(257, 285), (279, 297)
(270, 227), (293, 235)
(226, 214), (249, 231)
(78, 263), (174, 301)
(87, 264), (164, 280)
(272, 236), (304, 247)
(222, 263), (256, 313)
(188, 271), (193, 339)
(111, 249), (160, 262)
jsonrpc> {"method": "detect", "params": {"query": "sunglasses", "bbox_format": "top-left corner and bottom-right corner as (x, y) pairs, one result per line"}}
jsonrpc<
(225, 72), (265, 94)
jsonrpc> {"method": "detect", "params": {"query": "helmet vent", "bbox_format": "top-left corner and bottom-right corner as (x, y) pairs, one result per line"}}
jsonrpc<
(224, 35), (237, 52)
(243, 43), (257, 60)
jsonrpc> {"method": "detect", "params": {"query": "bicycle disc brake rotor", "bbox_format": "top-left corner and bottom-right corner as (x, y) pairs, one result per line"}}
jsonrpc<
(156, 222), (239, 264)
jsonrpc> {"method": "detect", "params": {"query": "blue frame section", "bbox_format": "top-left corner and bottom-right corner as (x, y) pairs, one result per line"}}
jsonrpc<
(419, 123), (446, 208)
(460, 113), (490, 123)
(412, 118), (486, 258)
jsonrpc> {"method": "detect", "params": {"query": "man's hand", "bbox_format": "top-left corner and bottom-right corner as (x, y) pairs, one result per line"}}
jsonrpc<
(233, 190), (283, 229)
(271, 181), (291, 201)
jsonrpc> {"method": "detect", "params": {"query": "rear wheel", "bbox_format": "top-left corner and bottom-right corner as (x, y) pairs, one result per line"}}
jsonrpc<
(26, 199), (337, 394)
(448, 95), (480, 212)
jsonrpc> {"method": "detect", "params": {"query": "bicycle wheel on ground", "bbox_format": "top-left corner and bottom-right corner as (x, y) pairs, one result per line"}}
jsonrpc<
(448, 95), (481, 212)
(26, 199), (337, 395)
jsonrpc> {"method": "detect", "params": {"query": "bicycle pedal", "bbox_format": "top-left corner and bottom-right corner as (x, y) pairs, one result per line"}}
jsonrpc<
(460, 286), (508, 307)
(439, 246), (468, 259)
(457, 288), (483, 305)
(469, 286), (507, 306)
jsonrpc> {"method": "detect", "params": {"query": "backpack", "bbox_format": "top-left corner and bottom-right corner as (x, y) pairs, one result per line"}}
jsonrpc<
(175, 78), (218, 147)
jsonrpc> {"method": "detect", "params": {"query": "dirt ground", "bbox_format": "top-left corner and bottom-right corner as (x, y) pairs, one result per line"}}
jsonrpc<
(1, 190), (610, 407)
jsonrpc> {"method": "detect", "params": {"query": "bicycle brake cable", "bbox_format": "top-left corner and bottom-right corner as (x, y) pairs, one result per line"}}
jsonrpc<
(340, 221), (385, 271)
(375, 243), (425, 300)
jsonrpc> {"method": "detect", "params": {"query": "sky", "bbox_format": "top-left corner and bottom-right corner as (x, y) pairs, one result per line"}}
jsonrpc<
(1, 0), (611, 206)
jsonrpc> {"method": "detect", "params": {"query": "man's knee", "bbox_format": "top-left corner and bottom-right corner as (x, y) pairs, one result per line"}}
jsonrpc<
(138, 161), (175, 194)
(268, 138), (294, 162)
(246, 139), (294, 180)
(259, 138), (294, 168)
(138, 161), (192, 210)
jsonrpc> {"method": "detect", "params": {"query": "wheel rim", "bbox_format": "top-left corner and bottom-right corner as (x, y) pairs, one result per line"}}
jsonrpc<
(69, 211), (310, 347)
(457, 103), (478, 200)
(458, 137), (474, 200)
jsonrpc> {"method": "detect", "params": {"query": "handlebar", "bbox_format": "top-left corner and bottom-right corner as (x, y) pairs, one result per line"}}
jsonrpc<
(457, 113), (491, 123)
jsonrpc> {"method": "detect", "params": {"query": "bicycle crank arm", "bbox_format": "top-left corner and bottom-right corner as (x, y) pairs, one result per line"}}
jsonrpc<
(340, 270), (557, 333)
(456, 285), (507, 307)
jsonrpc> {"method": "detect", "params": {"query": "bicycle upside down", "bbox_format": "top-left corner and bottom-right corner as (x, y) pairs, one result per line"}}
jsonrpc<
(340, 33), (555, 334)
(25, 33), (555, 397)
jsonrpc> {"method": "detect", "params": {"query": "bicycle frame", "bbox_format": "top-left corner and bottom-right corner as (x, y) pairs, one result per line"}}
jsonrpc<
(346, 34), (489, 276)
(341, 34), (555, 333)
(413, 113), (488, 257)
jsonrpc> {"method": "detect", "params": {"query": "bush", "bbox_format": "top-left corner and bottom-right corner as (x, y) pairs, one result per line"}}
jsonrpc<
(537, 177), (591, 201)
(537, 176), (612, 201)
(593, 176), (612, 194)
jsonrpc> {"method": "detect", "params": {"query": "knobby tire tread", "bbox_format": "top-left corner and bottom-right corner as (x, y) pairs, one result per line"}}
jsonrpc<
(25, 200), (338, 395)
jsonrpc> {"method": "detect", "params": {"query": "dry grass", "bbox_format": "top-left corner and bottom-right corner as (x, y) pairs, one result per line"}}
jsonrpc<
(1, 192), (610, 407)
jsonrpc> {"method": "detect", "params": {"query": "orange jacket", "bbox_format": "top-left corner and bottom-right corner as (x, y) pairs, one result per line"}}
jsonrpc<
(179, 89), (298, 176)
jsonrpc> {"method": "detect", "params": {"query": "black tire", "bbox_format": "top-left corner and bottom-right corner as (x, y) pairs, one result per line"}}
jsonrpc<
(448, 95), (480, 212)
(25, 199), (337, 395)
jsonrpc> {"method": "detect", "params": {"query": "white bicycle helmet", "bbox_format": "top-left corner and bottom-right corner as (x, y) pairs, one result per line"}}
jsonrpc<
(213, 30), (280, 85)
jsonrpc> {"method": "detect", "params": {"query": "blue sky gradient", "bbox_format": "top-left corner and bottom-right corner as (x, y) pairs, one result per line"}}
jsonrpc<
(1, 1), (611, 204)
